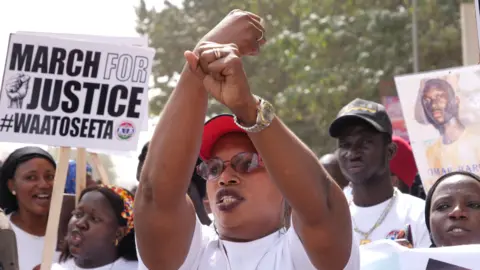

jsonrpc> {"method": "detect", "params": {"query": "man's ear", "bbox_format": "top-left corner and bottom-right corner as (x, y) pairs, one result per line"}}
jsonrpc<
(387, 142), (397, 161)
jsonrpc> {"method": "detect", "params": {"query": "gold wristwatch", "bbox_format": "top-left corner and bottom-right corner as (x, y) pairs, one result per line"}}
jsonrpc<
(233, 95), (275, 133)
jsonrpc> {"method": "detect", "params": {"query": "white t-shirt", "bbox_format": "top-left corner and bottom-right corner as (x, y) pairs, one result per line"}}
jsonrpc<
(343, 187), (431, 248)
(51, 257), (138, 270)
(7, 214), (61, 270)
(137, 218), (360, 270)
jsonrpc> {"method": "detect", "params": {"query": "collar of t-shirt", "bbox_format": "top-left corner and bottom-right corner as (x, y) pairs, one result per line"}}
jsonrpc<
(220, 230), (283, 269)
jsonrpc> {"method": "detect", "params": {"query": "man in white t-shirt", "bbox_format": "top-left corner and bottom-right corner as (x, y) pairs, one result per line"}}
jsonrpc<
(329, 98), (431, 248)
(134, 10), (359, 270)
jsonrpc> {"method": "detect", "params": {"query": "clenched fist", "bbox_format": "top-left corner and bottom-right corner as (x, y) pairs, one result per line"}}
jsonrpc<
(5, 73), (30, 109)
(197, 10), (266, 56)
(185, 42), (257, 122)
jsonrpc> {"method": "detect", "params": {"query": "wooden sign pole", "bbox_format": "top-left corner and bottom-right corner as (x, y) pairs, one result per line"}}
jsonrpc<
(90, 152), (110, 185)
(40, 147), (71, 270)
(75, 148), (87, 205)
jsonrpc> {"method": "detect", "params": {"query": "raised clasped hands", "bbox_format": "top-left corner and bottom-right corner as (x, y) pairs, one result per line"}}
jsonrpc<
(185, 9), (266, 123)
(185, 42), (256, 121)
(197, 9), (266, 56)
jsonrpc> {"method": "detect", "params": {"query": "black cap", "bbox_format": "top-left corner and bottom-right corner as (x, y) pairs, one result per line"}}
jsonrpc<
(329, 98), (392, 138)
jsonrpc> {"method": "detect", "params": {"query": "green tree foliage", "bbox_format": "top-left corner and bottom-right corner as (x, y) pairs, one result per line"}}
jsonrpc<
(136, 0), (465, 154)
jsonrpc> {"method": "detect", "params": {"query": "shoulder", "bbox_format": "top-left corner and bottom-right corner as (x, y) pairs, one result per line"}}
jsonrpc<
(397, 192), (425, 210)
(115, 258), (139, 269)
(285, 226), (360, 270)
(51, 260), (73, 270)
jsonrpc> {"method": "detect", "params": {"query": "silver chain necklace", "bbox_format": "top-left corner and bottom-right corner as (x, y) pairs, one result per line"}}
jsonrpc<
(348, 188), (398, 245)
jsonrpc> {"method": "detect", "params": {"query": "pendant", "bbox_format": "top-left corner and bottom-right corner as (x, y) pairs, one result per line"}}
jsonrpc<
(360, 239), (371, 245)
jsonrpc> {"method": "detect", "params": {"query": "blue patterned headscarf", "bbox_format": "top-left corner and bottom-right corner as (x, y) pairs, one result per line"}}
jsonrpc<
(65, 160), (93, 194)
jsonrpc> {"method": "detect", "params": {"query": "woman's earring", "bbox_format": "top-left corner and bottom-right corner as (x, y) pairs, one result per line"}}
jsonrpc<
(11, 190), (16, 195)
(114, 239), (119, 246)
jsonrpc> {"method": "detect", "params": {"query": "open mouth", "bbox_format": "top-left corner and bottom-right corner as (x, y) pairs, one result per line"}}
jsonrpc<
(216, 189), (244, 212)
(32, 193), (51, 205)
(69, 230), (83, 246)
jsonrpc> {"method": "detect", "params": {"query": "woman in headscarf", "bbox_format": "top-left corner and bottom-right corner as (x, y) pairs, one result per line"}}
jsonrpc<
(52, 185), (137, 269)
(425, 171), (480, 247)
(0, 146), (60, 269)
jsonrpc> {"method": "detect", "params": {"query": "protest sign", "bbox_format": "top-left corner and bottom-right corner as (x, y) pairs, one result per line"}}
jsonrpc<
(382, 96), (409, 142)
(16, 31), (150, 131)
(0, 33), (153, 151)
(394, 65), (480, 191)
(361, 240), (479, 270)
(475, 0), (480, 48)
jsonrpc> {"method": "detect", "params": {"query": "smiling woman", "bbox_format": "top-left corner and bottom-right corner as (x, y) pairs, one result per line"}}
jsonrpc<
(0, 146), (60, 269)
(52, 185), (138, 270)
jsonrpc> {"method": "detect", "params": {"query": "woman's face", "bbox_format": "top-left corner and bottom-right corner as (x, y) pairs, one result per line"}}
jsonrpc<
(8, 158), (55, 216)
(66, 190), (122, 260)
(206, 133), (284, 240)
(430, 174), (480, 246)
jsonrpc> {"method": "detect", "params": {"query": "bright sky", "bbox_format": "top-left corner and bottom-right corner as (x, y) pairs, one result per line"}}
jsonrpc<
(0, 0), (180, 189)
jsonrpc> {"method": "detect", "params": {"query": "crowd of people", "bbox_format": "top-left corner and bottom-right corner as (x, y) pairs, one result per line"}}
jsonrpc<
(1, 9), (480, 270)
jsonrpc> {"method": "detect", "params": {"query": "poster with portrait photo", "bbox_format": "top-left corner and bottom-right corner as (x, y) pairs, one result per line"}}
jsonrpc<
(394, 65), (480, 191)
(475, 0), (480, 47)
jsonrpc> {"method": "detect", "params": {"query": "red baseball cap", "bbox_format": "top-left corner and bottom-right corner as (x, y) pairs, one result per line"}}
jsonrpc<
(200, 114), (246, 160)
(390, 136), (417, 187)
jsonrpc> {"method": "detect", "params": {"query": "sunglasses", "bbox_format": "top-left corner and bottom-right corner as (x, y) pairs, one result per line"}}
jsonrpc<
(196, 152), (264, 181)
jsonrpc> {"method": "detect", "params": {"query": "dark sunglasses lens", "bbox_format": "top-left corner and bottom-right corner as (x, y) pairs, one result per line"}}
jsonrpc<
(206, 159), (224, 180)
(197, 163), (209, 180)
(232, 153), (260, 173)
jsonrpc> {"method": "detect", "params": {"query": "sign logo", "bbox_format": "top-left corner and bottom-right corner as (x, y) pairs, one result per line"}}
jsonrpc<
(385, 230), (400, 240)
(116, 121), (135, 140)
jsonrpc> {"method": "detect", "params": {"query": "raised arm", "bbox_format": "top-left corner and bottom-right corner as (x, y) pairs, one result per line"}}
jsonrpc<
(133, 11), (265, 270)
(195, 50), (353, 269)
(246, 117), (353, 269)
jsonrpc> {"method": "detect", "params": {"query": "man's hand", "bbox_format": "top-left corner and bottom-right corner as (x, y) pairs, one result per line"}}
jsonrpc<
(185, 42), (257, 121)
(197, 10), (266, 56)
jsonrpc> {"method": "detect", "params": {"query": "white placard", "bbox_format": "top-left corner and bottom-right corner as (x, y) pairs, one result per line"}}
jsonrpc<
(361, 240), (480, 270)
(475, 0), (480, 48)
(17, 31), (150, 131)
(0, 33), (154, 151)
(394, 65), (480, 192)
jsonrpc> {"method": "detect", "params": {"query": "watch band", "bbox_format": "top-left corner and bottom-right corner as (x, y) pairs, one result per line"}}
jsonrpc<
(233, 95), (275, 133)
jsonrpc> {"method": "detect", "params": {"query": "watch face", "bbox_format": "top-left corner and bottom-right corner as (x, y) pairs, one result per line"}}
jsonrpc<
(260, 100), (275, 122)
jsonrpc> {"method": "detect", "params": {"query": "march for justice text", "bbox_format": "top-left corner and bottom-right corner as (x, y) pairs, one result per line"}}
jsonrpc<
(5, 42), (149, 139)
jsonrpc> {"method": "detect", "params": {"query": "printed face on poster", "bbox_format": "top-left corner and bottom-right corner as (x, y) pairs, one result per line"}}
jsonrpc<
(394, 65), (480, 191)
(0, 33), (154, 151)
